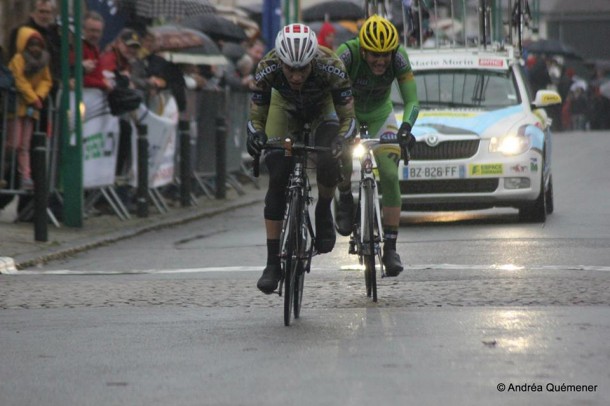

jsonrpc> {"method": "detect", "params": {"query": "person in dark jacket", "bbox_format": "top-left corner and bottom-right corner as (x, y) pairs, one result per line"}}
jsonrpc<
(131, 29), (186, 112)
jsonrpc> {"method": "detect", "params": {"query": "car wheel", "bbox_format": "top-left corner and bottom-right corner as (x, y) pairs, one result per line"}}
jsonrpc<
(545, 174), (554, 214)
(518, 170), (547, 223)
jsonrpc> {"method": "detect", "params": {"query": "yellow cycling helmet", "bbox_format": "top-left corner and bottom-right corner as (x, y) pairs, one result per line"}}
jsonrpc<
(359, 14), (399, 53)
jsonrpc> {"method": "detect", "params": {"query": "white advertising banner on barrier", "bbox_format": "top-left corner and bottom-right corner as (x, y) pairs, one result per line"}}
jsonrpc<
(75, 89), (120, 189)
(129, 95), (178, 188)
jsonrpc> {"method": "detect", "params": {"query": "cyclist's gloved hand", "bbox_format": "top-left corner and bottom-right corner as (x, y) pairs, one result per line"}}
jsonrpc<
(397, 122), (416, 150)
(247, 131), (267, 157)
(330, 136), (344, 159)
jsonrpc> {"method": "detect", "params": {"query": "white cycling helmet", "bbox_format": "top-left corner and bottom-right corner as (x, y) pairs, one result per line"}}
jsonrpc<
(275, 24), (318, 68)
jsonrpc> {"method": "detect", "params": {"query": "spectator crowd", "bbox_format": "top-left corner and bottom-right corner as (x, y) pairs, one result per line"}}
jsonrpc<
(524, 51), (610, 132)
(1, 0), (263, 219)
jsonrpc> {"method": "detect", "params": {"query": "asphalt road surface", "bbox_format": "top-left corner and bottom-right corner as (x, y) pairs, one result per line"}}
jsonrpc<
(1, 131), (609, 406)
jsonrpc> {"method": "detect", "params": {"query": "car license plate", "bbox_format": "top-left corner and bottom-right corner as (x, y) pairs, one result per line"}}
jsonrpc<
(404, 165), (464, 180)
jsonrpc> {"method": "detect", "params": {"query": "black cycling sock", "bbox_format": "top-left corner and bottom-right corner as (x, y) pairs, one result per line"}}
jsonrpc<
(383, 230), (398, 251)
(267, 239), (280, 266)
(338, 184), (351, 194)
(339, 191), (353, 202)
(316, 196), (333, 216)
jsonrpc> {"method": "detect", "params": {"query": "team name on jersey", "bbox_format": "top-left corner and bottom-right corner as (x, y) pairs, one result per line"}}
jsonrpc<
(316, 62), (347, 79)
(338, 50), (352, 67)
(255, 63), (279, 82)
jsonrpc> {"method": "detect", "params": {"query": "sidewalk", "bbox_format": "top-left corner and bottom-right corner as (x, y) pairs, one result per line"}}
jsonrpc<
(0, 177), (267, 271)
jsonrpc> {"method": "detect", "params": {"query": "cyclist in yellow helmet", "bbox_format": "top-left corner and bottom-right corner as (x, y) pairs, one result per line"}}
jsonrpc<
(335, 14), (419, 276)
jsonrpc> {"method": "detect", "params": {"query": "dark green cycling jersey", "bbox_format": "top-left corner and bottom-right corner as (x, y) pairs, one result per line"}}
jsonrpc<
(336, 38), (419, 128)
(249, 46), (355, 140)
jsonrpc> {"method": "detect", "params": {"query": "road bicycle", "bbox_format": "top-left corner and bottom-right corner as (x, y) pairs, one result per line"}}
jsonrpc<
(349, 122), (411, 302)
(346, 123), (412, 302)
(253, 126), (330, 326)
(346, 123), (386, 302)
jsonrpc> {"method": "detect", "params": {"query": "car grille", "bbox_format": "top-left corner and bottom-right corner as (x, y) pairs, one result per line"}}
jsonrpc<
(411, 140), (480, 160)
(400, 178), (499, 194)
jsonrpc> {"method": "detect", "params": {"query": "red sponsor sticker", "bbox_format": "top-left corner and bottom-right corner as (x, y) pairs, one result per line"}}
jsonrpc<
(290, 24), (308, 34)
(479, 58), (504, 67)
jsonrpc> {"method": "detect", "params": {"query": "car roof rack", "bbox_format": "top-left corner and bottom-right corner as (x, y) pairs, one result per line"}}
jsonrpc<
(399, 0), (537, 58)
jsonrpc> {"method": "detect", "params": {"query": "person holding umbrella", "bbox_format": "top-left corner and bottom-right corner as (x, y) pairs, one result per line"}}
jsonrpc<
(334, 14), (420, 277)
(246, 23), (356, 294)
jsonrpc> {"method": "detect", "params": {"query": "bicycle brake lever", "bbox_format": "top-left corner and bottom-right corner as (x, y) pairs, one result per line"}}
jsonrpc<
(402, 145), (411, 166)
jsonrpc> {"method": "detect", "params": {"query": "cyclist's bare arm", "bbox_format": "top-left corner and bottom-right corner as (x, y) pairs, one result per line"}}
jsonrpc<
(396, 47), (420, 127)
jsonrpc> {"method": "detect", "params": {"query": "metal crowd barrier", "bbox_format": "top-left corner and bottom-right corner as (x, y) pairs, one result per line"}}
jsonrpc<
(191, 86), (254, 198)
(1, 87), (61, 233)
(1, 82), (253, 238)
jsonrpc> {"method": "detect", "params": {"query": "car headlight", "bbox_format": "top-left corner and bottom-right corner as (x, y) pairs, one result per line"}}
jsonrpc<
(489, 134), (531, 156)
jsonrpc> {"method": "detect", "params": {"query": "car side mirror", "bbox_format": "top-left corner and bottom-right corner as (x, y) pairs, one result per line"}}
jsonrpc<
(531, 90), (562, 108)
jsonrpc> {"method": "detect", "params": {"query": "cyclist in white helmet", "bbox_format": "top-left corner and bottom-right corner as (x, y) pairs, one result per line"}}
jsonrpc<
(246, 23), (356, 294)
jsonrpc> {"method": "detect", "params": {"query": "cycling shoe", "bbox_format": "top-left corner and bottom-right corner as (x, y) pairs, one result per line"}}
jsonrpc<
(382, 249), (404, 277)
(257, 263), (282, 294)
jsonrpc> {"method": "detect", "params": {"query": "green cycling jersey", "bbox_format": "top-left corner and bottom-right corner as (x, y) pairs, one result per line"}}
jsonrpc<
(336, 38), (419, 209)
(336, 38), (419, 130)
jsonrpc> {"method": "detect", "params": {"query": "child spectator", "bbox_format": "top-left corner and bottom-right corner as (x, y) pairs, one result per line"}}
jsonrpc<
(6, 27), (52, 190)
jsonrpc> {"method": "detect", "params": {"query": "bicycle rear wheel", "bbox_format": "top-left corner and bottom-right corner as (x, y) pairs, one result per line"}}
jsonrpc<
(362, 180), (377, 302)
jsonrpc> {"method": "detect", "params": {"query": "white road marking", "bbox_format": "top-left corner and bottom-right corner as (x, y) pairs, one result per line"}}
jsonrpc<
(4, 264), (610, 275)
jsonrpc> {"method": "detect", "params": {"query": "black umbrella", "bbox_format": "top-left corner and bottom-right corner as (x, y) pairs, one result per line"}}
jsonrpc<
(302, 0), (365, 22)
(183, 14), (248, 43)
(526, 39), (579, 57)
(158, 29), (229, 66)
(148, 24), (207, 52)
(150, 26), (228, 65)
(222, 42), (246, 63)
(128, 0), (216, 20)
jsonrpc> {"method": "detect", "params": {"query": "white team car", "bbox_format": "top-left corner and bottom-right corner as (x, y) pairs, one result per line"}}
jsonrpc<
(393, 46), (562, 222)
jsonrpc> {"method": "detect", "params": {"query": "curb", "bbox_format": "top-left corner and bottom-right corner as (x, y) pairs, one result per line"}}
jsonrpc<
(10, 192), (265, 270)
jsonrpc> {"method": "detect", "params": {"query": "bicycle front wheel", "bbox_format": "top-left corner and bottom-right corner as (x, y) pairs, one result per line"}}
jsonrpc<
(282, 192), (300, 326)
(362, 180), (377, 302)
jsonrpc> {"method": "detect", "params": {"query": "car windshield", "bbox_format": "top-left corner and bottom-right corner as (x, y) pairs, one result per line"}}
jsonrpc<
(393, 69), (521, 109)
